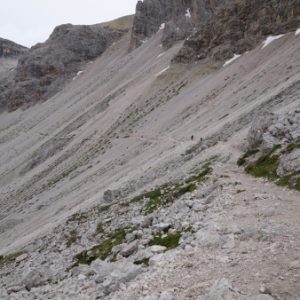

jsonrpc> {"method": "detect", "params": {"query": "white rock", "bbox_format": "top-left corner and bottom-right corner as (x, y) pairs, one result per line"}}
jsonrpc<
(120, 240), (138, 257)
(15, 253), (28, 263)
(150, 245), (167, 253)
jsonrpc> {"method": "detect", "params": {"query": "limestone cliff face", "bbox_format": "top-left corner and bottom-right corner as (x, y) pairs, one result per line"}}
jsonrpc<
(130, 0), (300, 62)
(0, 24), (125, 111)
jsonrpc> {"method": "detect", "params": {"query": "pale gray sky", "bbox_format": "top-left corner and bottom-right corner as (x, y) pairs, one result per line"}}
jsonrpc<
(0, 0), (138, 47)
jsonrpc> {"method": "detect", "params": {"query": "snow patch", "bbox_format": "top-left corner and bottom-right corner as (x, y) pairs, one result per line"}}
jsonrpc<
(159, 23), (165, 31)
(262, 35), (284, 49)
(223, 54), (241, 67)
(155, 66), (170, 77)
(295, 28), (300, 36)
(73, 71), (83, 80)
(157, 52), (165, 58)
(185, 8), (191, 18)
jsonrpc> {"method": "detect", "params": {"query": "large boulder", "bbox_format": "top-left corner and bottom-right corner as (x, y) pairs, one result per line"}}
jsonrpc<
(277, 149), (300, 177)
(247, 111), (300, 151)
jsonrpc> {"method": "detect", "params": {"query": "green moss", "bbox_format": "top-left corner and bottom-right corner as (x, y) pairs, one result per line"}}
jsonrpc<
(0, 251), (25, 268)
(246, 153), (279, 180)
(282, 138), (300, 154)
(134, 257), (150, 267)
(141, 195), (163, 215)
(66, 230), (78, 248)
(237, 149), (259, 166)
(134, 164), (212, 215)
(130, 189), (162, 204)
(149, 232), (181, 250)
(244, 144), (300, 191)
(96, 223), (104, 234)
(73, 227), (130, 266)
(277, 171), (300, 191)
(98, 204), (111, 213)
(185, 164), (212, 184)
(172, 183), (197, 198)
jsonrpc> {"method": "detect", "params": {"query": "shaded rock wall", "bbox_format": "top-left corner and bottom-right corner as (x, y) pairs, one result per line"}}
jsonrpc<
(0, 38), (27, 58)
(130, 0), (300, 63)
(0, 24), (125, 111)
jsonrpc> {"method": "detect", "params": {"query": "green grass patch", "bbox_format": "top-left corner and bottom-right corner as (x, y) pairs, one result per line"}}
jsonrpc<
(237, 149), (259, 166)
(244, 144), (300, 191)
(172, 183), (197, 199)
(130, 189), (162, 204)
(96, 223), (105, 234)
(66, 230), (78, 248)
(245, 153), (279, 180)
(245, 145), (281, 180)
(0, 251), (25, 268)
(149, 232), (181, 250)
(282, 138), (300, 154)
(134, 257), (150, 267)
(277, 171), (300, 191)
(72, 227), (135, 266)
(98, 204), (111, 213)
(134, 164), (212, 215)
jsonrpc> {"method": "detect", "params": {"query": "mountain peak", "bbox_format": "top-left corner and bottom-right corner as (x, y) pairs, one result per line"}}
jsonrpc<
(0, 37), (27, 58)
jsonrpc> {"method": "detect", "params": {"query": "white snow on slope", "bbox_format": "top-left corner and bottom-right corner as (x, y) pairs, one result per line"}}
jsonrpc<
(73, 71), (83, 80)
(159, 23), (165, 31)
(155, 66), (170, 77)
(262, 35), (284, 48)
(296, 28), (300, 36)
(223, 54), (241, 67)
(157, 52), (165, 58)
(185, 8), (191, 18)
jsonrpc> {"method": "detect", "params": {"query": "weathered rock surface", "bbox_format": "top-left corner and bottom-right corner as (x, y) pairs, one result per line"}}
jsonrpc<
(0, 38), (27, 59)
(247, 110), (300, 151)
(0, 38), (28, 111)
(241, 110), (300, 190)
(0, 24), (125, 111)
(130, 0), (300, 63)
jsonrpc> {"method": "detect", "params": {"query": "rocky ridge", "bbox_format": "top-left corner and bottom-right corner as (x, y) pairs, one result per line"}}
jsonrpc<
(0, 38), (27, 58)
(131, 0), (300, 63)
(0, 23), (126, 111)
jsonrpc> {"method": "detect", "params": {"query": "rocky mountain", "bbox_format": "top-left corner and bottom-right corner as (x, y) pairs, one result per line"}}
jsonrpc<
(0, 38), (27, 58)
(0, 2), (299, 300)
(0, 23), (127, 111)
(131, 0), (300, 62)
(0, 38), (27, 112)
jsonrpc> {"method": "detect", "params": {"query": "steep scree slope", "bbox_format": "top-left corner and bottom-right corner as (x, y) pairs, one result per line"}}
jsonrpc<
(0, 8), (299, 300)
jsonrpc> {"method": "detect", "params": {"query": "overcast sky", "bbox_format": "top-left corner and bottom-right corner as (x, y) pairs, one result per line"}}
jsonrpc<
(0, 0), (138, 47)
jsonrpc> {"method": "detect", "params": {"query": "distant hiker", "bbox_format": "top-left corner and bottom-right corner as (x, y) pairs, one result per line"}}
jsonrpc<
(191, 135), (194, 141)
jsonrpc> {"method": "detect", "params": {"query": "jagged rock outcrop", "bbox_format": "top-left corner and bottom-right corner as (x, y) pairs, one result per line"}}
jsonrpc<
(130, 0), (196, 50)
(130, 0), (300, 63)
(240, 110), (300, 191)
(0, 38), (27, 112)
(0, 38), (27, 58)
(0, 24), (125, 111)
